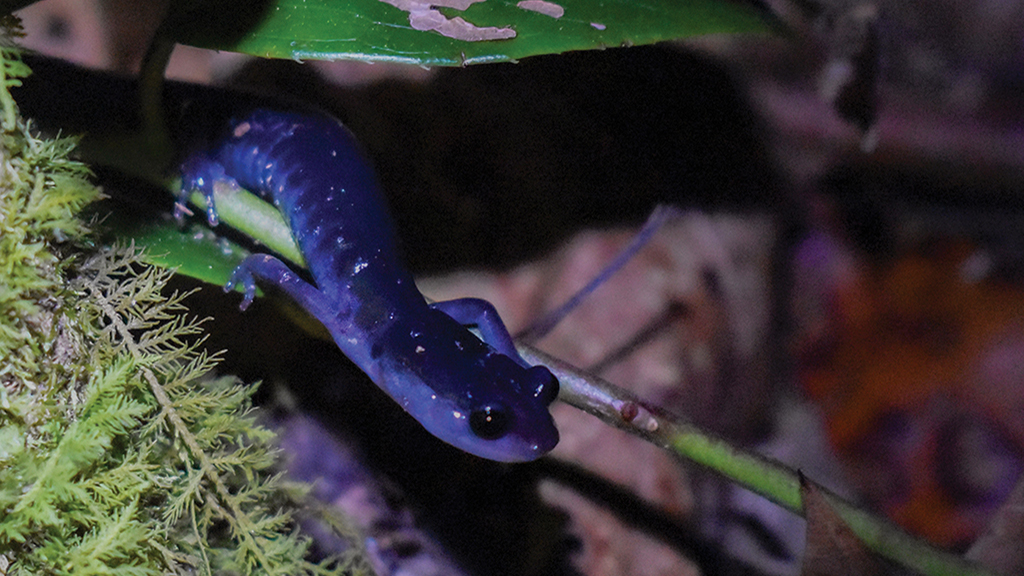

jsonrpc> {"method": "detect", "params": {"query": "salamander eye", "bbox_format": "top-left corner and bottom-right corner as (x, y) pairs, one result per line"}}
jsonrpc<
(528, 365), (560, 406)
(469, 404), (511, 440)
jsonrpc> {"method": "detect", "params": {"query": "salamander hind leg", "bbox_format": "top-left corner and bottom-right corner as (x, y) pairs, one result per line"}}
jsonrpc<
(226, 254), (343, 325)
(178, 154), (229, 226)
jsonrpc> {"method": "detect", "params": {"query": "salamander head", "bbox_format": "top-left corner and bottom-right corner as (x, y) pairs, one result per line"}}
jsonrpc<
(377, 320), (560, 462)
(456, 356), (560, 461)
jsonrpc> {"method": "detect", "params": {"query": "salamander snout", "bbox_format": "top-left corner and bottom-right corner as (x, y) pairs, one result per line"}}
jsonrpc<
(467, 361), (560, 459)
(466, 364), (560, 443)
(527, 365), (560, 406)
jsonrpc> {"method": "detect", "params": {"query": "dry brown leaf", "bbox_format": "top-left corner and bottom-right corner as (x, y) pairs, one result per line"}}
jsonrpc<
(800, 473), (886, 576)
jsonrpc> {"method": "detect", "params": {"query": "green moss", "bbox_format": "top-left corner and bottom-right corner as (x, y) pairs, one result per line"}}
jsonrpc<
(0, 26), (370, 576)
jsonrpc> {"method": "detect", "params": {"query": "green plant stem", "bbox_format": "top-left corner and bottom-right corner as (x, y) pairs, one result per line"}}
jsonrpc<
(138, 19), (175, 170)
(183, 183), (306, 268)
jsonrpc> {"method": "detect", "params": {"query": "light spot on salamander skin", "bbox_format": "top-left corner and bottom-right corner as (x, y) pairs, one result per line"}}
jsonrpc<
(353, 260), (369, 274)
(233, 122), (252, 138)
(415, 345), (426, 354)
(590, 22), (606, 30)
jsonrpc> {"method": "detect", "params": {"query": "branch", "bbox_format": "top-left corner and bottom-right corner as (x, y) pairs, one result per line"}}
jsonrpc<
(518, 344), (995, 576)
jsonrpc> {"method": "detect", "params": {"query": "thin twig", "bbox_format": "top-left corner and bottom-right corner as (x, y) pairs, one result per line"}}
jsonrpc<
(515, 204), (681, 343)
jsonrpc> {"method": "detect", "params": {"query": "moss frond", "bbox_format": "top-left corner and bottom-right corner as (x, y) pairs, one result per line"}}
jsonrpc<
(0, 28), (372, 576)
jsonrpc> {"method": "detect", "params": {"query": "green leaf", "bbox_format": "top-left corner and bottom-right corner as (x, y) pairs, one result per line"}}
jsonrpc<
(111, 216), (252, 291)
(180, 0), (769, 66)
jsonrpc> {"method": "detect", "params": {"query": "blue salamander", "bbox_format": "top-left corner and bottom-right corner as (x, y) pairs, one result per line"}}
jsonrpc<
(177, 109), (559, 462)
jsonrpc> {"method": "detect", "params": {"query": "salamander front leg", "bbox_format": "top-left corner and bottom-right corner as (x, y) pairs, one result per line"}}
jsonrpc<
(178, 154), (230, 226)
(431, 298), (526, 366)
(432, 298), (559, 405)
(225, 254), (342, 324)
